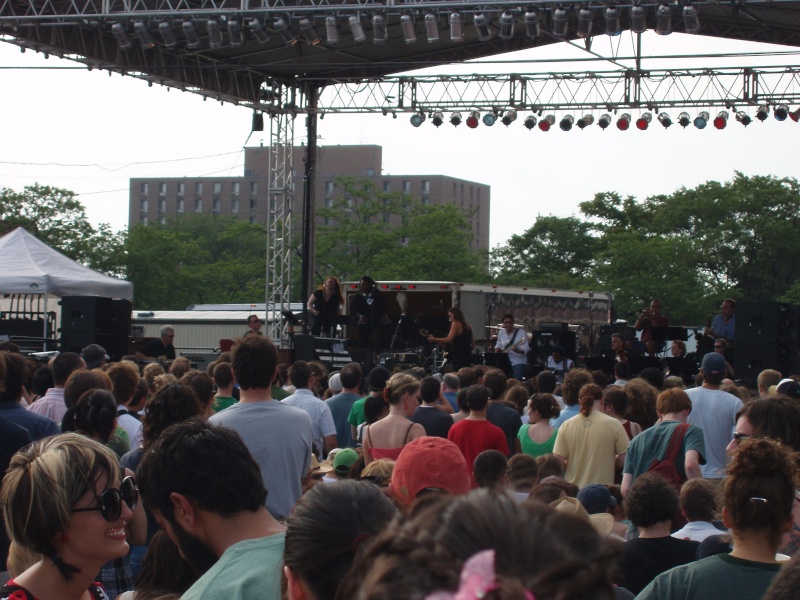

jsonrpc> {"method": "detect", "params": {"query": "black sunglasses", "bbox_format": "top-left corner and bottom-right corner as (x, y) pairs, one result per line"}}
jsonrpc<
(732, 432), (754, 442)
(73, 476), (138, 522)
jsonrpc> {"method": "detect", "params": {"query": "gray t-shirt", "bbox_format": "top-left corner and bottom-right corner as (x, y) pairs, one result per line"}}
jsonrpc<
(210, 400), (313, 520)
(686, 387), (742, 478)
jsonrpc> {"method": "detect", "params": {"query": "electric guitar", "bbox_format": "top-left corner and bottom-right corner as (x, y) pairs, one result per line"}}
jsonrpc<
(419, 329), (450, 360)
(500, 331), (529, 354)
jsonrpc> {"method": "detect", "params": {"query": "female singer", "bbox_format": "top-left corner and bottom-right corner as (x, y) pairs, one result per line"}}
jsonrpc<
(427, 307), (474, 370)
(307, 276), (344, 336)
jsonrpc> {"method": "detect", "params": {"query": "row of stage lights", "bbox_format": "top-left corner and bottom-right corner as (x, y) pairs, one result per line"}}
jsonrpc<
(109, 4), (702, 51)
(409, 105), (800, 129)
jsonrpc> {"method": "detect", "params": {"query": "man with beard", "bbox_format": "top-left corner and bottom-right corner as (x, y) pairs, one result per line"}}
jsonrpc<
(137, 418), (286, 600)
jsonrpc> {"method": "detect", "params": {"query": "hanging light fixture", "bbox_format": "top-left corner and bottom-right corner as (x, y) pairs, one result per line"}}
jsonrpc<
(598, 113), (612, 129)
(466, 109), (481, 129)
(474, 13), (492, 41)
(372, 14), (388, 43)
(348, 15), (366, 43)
(112, 22), (134, 51)
(552, 8), (569, 37)
(228, 19), (244, 47)
(538, 115), (556, 131)
(299, 18), (320, 44)
(789, 108), (800, 122)
(713, 111), (729, 129)
(755, 105), (769, 121)
(577, 8), (593, 37)
(450, 112), (462, 126)
(736, 111), (752, 126)
(636, 112), (652, 130)
(524, 115), (538, 130)
(182, 20), (201, 48)
(560, 115), (575, 131)
(693, 111), (709, 129)
(678, 112), (691, 127)
(133, 21), (155, 49)
(248, 18), (270, 44)
(431, 111), (444, 127)
(206, 18), (223, 48)
(425, 13), (439, 43)
(324, 16), (339, 44)
(616, 113), (631, 130)
(630, 4), (647, 34)
(410, 111), (426, 127)
(401, 14), (417, 44)
(658, 112), (672, 128)
(605, 6), (621, 35)
(655, 4), (671, 35)
(450, 12), (464, 42)
(158, 21), (178, 48)
(577, 114), (594, 129)
(273, 17), (297, 45)
(525, 10), (541, 38)
(499, 12), (515, 40)
(502, 109), (518, 126)
(682, 4), (701, 33)
(774, 104), (789, 121)
(483, 109), (499, 126)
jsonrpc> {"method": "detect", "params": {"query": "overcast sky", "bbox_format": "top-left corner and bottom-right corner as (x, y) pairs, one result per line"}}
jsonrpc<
(1, 30), (799, 249)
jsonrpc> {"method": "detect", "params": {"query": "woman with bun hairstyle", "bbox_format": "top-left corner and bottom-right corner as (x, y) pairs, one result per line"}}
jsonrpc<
(361, 373), (425, 465)
(638, 437), (797, 600)
(1, 433), (138, 600)
(518, 393), (560, 458)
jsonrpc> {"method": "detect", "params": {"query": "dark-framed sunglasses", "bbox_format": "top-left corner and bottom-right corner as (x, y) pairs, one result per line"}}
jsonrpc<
(732, 432), (754, 442)
(73, 476), (138, 522)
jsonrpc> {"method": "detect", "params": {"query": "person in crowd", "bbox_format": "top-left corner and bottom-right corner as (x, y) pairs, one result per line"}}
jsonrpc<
(211, 362), (236, 413)
(623, 378), (660, 430)
(283, 361), (337, 459)
(1, 433), (136, 600)
(427, 307), (474, 371)
(208, 335), (312, 520)
(473, 449), (509, 491)
(757, 369), (782, 397)
(553, 383), (630, 488)
(307, 276), (345, 337)
(350, 275), (388, 366)
(362, 373), (425, 465)
(28, 351), (85, 423)
(0, 351), (60, 440)
(635, 299), (671, 357)
(493, 314), (530, 380)
(137, 419), (286, 600)
(613, 361), (631, 387)
(686, 352), (742, 480)
(135, 325), (176, 361)
(621, 388), (705, 496)
(611, 333), (629, 363)
(62, 389), (124, 454)
(347, 366), (390, 441)
(30, 365), (54, 404)
(340, 489), (621, 599)
(506, 384), (530, 423)
(546, 345), (574, 384)
(326, 362), (363, 448)
(411, 375), (454, 438)
(714, 338), (736, 378)
(107, 361), (145, 450)
(638, 437), (794, 600)
(671, 478), (724, 542)
(518, 392), (560, 458)
(441, 372), (460, 413)
(141, 362), (165, 398)
(80, 344), (109, 370)
(484, 369), (522, 455)
(550, 368), (594, 428)
(356, 394), (389, 448)
(168, 357), (191, 380)
(601, 387), (642, 440)
(283, 479), (398, 600)
(763, 553), (800, 600)
(116, 530), (200, 600)
(179, 370), (214, 417)
(578, 483), (628, 539)
(704, 298), (736, 344)
(638, 367), (665, 392)
(615, 474), (700, 595)
(536, 369), (562, 407)
(506, 454), (539, 499)
(244, 314), (263, 336)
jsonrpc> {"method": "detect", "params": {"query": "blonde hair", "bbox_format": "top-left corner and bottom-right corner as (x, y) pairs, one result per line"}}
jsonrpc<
(361, 459), (395, 480)
(384, 373), (420, 405)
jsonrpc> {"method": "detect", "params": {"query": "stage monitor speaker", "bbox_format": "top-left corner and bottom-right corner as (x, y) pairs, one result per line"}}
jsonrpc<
(735, 301), (800, 381)
(109, 299), (133, 361)
(530, 331), (576, 365)
(60, 296), (113, 334)
(294, 334), (318, 362)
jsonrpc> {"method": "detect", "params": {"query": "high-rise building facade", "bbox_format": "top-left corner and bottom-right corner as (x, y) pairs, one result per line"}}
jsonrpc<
(129, 144), (490, 252)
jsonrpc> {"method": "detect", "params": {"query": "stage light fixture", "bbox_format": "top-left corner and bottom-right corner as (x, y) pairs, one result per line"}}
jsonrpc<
(228, 19), (244, 47)
(774, 104), (789, 121)
(577, 114), (594, 129)
(431, 111), (444, 127)
(790, 108), (800, 122)
(474, 14), (492, 41)
(466, 109), (480, 129)
(133, 21), (155, 49)
(401, 14), (417, 44)
(538, 115), (556, 132)
(348, 15), (366, 43)
(111, 22), (134, 51)
(713, 111), (729, 129)
(577, 8), (593, 37)
(616, 113), (631, 130)
(658, 112), (672, 128)
(636, 112), (652, 130)
(450, 112), (462, 126)
(483, 110), (498, 126)
(372, 14), (388, 43)
(410, 112), (426, 127)
(450, 12), (464, 42)
(324, 16), (340, 44)
(502, 109), (518, 126)
(630, 5), (646, 34)
(604, 6), (621, 35)
(158, 21), (178, 48)
(598, 113), (612, 129)
(655, 4), (671, 35)
(524, 115), (537, 130)
(552, 8), (569, 37)
(425, 13), (439, 42)
(274, 18), (297, 45)
(182, 19), (201, 49)
(206, 18), (223, 49)
(525, 10), (541, 38)
(678, 112), (691, 127)
(683, 4), (700, 33)
(693, 111), (709, 129)
(736, 111), (752, 126)
(560, 115), (575, 131)
(252, 111), (264, 132)
(298, 18), (320, 44)
(499, 12), (515, 40)
(249, 18), (271, 44)
(756, 105), (769, 121)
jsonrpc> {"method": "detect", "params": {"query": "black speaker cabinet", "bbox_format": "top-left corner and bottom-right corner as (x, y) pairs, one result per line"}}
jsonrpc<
(60, 296), (113, 334)
(530, 331), (577, 365)
(735, 301), (800, 381)
(293, 334), (318, 362)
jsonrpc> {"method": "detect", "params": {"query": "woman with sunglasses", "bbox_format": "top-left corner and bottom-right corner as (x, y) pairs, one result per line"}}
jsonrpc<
(1, 433), (139, 600)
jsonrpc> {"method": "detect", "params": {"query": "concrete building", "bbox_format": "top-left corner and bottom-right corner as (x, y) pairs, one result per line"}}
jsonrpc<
(129, 144), (490, 252)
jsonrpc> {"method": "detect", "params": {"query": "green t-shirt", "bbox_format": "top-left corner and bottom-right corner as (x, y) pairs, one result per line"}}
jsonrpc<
(212, 395), (237, 413)
(271, 386), (290, 400)
(347, 396), (370, 428)
(623, 420), (706, 480)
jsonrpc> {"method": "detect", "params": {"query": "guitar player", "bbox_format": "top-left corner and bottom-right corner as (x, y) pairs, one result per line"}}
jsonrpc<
(493, 314), (530, 380)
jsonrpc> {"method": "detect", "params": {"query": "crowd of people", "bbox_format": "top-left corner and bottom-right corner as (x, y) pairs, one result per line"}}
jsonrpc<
(1, 300), (800, 600)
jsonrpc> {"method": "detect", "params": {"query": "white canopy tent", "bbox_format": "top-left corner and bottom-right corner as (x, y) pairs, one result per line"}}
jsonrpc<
(0, 227), (133, 337)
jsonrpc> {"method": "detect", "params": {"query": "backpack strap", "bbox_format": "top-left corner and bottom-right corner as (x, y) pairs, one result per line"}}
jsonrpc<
(1, 584), (36, 600)
(663, 423), (689, 464)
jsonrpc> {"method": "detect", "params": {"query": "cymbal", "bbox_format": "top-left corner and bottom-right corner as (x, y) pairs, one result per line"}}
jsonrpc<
(488, 324), (525, 329)
(487, 325), (503, 330)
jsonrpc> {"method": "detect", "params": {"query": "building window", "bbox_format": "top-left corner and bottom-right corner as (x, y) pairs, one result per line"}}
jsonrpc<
(158, 198), (166, 213)
(250, 198), (257, 211)
(422, 180), (430, 194)
(158, 182), (167, 198)
(422, 197), (430, 206)
(140, 182), (148, 196)
(212, 198), (220, 213)
(177, 198), (184, 213)
(383, 180), (391, 192)
(195, 198), (202, 213)
(365, 168), (375, 176)
(231, 198), (239, 213)
(159, 216), (166, 225)
(195, 182), (203, 197)
(401, 236), (409, 245)
(139, 199), (148, 212)
(177, 182), (185, 198)
(325, 181), (334, 195)
(231, 182), (239, 198)
(213, 182), (222, 198)
(250, 181), (258, 197)
(325, 198), (332, 208)
(403, 180), (411, 193)
(141, 215), (148, 225)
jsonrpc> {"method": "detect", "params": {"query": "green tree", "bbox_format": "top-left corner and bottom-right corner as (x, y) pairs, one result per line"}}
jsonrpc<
(0, 183), (126, 276)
